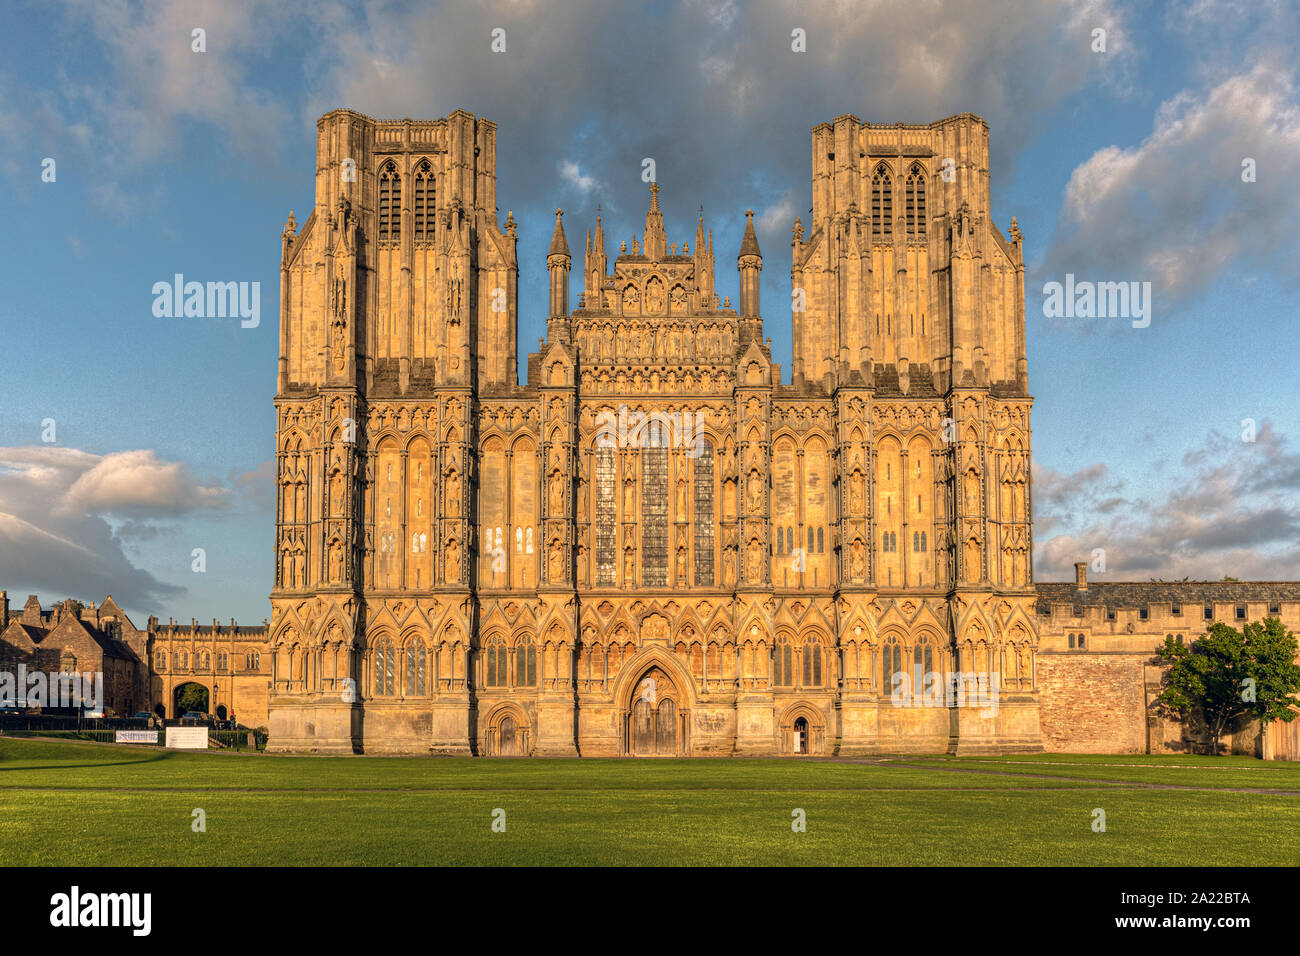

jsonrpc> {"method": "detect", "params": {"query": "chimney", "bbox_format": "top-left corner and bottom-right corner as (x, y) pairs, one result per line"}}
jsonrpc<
(1075, 562), (1088, 590)
(0, 590), (7, 629)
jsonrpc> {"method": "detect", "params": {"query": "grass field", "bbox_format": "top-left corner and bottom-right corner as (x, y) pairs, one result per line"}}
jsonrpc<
(2, 737), (1298, 866)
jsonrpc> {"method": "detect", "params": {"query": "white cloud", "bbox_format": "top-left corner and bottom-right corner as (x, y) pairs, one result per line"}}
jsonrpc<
(1044, 59), (1300, 308)
(1034, 423), (1300, 580)
(559, 159), (599, 193)
(0, 445), (232, 608)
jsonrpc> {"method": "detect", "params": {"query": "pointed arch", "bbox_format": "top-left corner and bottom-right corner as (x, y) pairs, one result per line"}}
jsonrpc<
(378, 160), (400, 241)
(871, 163), (893, 238)
(905, 162), (926, 236)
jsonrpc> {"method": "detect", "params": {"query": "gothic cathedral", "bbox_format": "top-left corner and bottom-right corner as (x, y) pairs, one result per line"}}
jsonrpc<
(268, 109), (1042, 756)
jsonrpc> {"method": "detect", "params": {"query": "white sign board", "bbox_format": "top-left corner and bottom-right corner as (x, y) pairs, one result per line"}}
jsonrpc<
(115, 730), (158, 744)
(165, 726), (209, 750)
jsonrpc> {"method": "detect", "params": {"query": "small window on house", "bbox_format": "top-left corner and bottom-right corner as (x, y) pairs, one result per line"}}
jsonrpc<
(1106, 608), (1115, 621)
(1171, 602), (1181, 616)
(1204, 603), (1213, 620)
(1077, 635), (1086, 649)
(1269, 601), (1280, 615)
(1068, 634), (1076, 649)
(1176, 634), (1184, 645)
(1139, 607), (1148, 621)
(1236, 604), (1246, 620)
(1073, 605), (1083, 617)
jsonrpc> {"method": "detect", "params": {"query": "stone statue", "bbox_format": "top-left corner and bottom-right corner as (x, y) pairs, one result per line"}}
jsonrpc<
(549, 540), (563, 581)
(746, 470), (763, 512)
(446, 470), (460, 516)
(723, 547), (736, 587)
(445, 538), (460, 582)
(746, 538), (764, 583)
(850, 539), (866, 579)
(554, 470), (570, 514)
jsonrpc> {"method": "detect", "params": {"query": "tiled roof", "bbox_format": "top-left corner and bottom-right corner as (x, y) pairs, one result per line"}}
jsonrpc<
(1035, 581), (1300, 612)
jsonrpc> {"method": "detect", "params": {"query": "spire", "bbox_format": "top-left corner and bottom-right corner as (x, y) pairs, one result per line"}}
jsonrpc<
(548, 208), (570, 258)
(644, 182), (666, 259)
(738, 208), (762, 260)
(737, 209), (762, 318)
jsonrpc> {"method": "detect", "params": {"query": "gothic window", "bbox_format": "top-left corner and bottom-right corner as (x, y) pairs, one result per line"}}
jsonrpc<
(882, 638), (903, 694)
(773, 635), (794, 687)
(1078, 635), (1086, 650)
(246, 652), (260, 670)
(378, 161), (400, 241)
(817, 527), (824, 553)
(802, 637), (822, 687)
(872, 165), (892, 238)
(1069, 634), (1076, 649)
(920, 531), (927, 552)
(641, 433), (669, 586)
(413, 160), (433, 241)
(485, 635), (508, 687)
(217, 652), (227, 671)
(178, 650), (188, 669)
(595, 447), (617, 585)
(199, 651), (209, 669)
(905, 163), (926, 236)
(515, 637), (537, 687)
(694, 441), (715, 585)
(516, 527), (523, 553)
(787, 527), (794, 553)
(912, 639), (935, 698)
(405, 643), (427, 695)
(373, 638), (395, 696)
(883, 531), (889, 552)
(156, 651), (166, 671)
(807, 527), (815, 553)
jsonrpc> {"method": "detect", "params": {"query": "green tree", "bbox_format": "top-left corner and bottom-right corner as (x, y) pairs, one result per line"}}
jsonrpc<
(1156, 618), (1300, 755)
(175, 684), (209, 714)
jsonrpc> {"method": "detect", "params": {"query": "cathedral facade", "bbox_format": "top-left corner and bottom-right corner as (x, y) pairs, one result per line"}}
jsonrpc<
(266, 108), (1042, 756)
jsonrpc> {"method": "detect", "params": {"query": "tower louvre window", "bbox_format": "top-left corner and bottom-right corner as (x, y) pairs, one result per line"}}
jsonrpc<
(905, 163), (926, 236)
(378, 161), (400, 241)
(413, 160), (433, 241)
(871, 165), (893, 238)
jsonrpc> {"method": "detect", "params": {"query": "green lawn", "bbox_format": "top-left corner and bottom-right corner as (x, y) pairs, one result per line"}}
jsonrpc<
(1, 737), (1298, 865)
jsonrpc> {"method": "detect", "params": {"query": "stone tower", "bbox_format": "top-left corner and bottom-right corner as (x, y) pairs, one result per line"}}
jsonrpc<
(269, 109), (518, 752)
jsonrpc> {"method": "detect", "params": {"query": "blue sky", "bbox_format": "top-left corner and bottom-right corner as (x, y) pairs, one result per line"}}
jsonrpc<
(1, 0), (1298, 624)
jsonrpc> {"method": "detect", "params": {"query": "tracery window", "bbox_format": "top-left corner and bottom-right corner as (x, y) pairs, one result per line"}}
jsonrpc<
(378, 161), (400, 241)
(515, 637), (537, 687)
(485, 635), (508, 687)
(871, 165), (893, 238)
(905, 163), (926, 236)
(217, 652), (228, 671)
(413, 160), (433, 241)
(802, 637), (823, 687)
(913, 639), (935, 698)
(594, 447), (617, 585)
(246, 651), (260, 670)
(156, 651), (166, 671)
(882, 638), (903, 694)
(693, 441), (714, 585)
(405, 643), (427, 695)
(641, 431), (668, 586)
(773, 635), (794, 687)
(373, 638), (395, 696)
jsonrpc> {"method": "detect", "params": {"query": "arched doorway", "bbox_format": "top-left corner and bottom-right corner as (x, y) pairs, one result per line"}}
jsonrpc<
(793, 716), (809, 754)
(499, 716), (518, 755)
(780, 703), (825, 756)
(172, 682), (209, 717)
(627, 666), (681, 756)
(486, 706), (530, 756)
